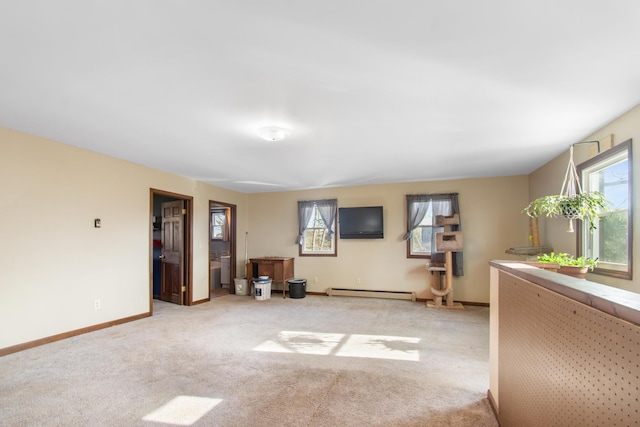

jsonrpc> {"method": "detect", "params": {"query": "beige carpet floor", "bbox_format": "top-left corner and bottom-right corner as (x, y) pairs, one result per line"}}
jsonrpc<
(0, 295), (498, 426)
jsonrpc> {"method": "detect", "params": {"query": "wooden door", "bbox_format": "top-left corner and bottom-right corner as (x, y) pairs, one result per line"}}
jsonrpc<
(160, 200), (184, 304)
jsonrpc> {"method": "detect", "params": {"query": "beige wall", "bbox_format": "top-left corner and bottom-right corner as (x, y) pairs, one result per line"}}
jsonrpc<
(529, 103), (640, 293)
(0, 123), (541, 352)
(5, 102), (637, 352)
(0, 127), (248, 349)
(248, 175), (530, 304)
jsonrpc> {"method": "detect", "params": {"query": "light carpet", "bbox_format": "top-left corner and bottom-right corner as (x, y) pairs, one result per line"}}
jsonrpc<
(0, 294), (498, 426)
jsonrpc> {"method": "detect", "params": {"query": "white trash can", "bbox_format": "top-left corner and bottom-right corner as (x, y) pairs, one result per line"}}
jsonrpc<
(253, 278), (272, 301)
(234, 278), (249, 296)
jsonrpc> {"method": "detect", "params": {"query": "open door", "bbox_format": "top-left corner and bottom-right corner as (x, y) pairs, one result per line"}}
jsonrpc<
(150, 189), (193, 310)
(161, 200), (185, 304)
(209, 201), (237, 297)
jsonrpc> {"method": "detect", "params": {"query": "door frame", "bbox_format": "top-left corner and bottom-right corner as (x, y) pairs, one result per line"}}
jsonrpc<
(150, 188), (193, 312)
(209, 200), (237, 295)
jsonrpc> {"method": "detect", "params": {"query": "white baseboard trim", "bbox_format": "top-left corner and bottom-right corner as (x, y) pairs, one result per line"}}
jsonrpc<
(327, 288), (417, 301)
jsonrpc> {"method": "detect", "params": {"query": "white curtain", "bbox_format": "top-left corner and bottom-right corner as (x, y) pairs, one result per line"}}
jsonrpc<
(315, 199), (337, 240)
(296, 201), (315, 245)
(403, 194), (430, 240)
(296, 199), (337, 244)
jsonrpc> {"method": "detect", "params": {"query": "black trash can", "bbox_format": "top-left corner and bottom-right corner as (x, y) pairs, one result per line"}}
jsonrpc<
(288, 279), (306, 299)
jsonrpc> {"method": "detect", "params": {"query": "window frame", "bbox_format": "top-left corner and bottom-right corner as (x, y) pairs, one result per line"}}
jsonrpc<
(577, 139), (633, 280)
(210, 210), (226, 240)
(299, 201), (337, 257)
(405, 196), (453, 259)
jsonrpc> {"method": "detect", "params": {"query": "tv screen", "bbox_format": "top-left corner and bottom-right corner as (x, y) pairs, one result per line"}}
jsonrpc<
(338, 206), (383, 239)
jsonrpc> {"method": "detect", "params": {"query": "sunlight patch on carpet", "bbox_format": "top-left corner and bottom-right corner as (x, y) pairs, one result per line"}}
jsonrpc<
(336, 334), (420, 361)
(142, 395), (222, 425)
(254, 331), (345, 355)
(254, 331), (420, 361)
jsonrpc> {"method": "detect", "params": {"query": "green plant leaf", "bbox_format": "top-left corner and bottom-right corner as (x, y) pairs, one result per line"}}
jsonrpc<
(523, 192), (611, 232)
(536, 252), (598, 270)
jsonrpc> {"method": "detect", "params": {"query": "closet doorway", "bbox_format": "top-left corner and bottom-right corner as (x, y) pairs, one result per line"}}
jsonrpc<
(209, 200), (237, 298)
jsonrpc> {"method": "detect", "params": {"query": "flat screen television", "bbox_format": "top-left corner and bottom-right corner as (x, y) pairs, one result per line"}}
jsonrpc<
(338, 206), (384, 239)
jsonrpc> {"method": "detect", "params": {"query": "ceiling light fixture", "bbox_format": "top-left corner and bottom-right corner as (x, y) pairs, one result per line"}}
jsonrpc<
(258, 126), (289, 142)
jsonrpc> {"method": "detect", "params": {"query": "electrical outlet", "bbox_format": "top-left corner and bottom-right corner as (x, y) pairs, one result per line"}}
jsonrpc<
(314, 276), (319, 283)
(356, 277), (361, 284)
(94, 299), (101, 310)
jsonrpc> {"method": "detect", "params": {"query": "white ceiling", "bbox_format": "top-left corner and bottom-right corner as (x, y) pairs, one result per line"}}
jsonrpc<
(1, 1), (639, 193)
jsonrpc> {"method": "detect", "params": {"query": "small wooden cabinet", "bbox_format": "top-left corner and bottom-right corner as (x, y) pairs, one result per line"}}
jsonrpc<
(248, 257), (294, 298)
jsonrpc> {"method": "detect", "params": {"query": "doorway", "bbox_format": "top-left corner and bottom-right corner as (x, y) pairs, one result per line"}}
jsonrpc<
(209, 200), (237, 298)
(150, 189), (193, 310)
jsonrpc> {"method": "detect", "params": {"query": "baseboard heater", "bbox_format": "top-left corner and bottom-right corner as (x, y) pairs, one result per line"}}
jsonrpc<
(327, 288), (417, 302)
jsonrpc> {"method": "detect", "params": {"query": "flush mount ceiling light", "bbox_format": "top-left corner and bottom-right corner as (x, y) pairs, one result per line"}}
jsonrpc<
(258, 126), (289, 142)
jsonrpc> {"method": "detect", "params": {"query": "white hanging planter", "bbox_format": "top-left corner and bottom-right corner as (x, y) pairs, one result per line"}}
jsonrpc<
(523, 145), (610, 233)
(559, 145), (582, 232)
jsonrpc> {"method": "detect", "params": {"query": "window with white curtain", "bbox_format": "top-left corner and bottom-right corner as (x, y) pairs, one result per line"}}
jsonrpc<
(578, 139), (632, 279)
(297, 199), (337, 256)
(404, 193), (464, 275)
(404, 195), (452, 258)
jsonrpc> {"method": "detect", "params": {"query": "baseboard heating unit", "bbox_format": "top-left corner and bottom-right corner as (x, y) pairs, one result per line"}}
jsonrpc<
(327, 288), (417, 301)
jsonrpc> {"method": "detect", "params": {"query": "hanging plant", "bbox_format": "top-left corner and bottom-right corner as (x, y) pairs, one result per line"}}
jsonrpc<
(523, 144), (610, 232)
(524, 192), (609, 232)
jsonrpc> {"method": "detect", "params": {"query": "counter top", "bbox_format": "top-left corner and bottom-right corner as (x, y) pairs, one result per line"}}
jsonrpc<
(489, 260), (640, 326)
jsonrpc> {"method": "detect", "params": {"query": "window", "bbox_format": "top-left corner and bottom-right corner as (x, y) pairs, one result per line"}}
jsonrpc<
(404, 194), (452, 258)
(297, 199), (337, 256)
(408, 201), (449, 257)
(578, 139), (632, 279)
(405, 193), (464, 275)
(211, 210), (226, 240)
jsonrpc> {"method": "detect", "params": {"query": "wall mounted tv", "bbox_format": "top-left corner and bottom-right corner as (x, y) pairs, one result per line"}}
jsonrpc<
(338, 206), (384, 239)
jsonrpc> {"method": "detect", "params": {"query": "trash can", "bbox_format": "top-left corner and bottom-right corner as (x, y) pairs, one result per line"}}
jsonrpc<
(253, 278), (272, 301)
(234, 278), (249, 296)
(288, 279), (306, 299)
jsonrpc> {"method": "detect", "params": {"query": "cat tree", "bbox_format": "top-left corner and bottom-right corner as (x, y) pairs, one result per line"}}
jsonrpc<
(426, 214), (464, 310)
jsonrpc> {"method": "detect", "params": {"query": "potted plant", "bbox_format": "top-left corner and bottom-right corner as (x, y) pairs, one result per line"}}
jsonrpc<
(537, 252), (598, 279)
(523, 144), (611, 232)
(523, 191), (609, 232)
